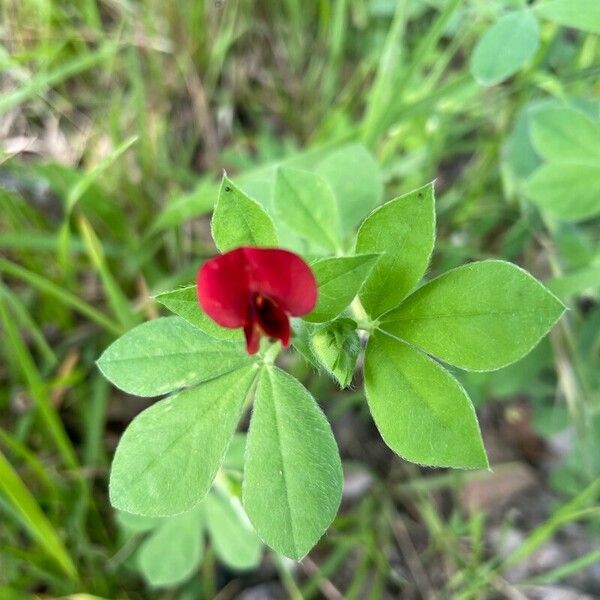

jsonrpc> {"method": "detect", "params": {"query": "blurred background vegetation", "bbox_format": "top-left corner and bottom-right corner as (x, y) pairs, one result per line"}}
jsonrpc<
(1, 0), (599, 598)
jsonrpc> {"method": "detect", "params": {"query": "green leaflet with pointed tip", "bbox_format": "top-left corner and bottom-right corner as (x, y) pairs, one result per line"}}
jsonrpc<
(365, 333), (488, 469)
(155, 286), (242, 342)
(97, 317), (250, 396)
(305, 254), (379, 323)
(356, 183), (435, 318)
(211, 175), (278, 252)
(381, 260), (565, 371)
(310, 318), (360, 388)
(243, 367), (343, 560)
(470, 10), (539, 86)
(137, 507), (204, 588)
(109, 366), (257, 516)
(274, 167), (342, 252)
(206, 492), (262, 570)
(316, 144), (383, 234)
(530, 107), (600, 164)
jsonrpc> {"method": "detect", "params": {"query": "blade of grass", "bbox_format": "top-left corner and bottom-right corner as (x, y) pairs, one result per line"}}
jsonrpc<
(273, 553), (304, 600)
(82, 376), (109, 468)
(58, 135), (138, 273)
(0, 43), (117, 115)
(0, 449), (77, 580)
(396, 0), (463, 95)
(524, 548), (600, 586)
(0, 294), (79, 470)
(0, 283), (57, 367)
(361, 0), (407, 146)
(0, 428), (58, 499)
(300, 542), (354, 599)
(0, 232), (120, 256)
(0, 258), (122, 335)
(77, 215), (138, 329)
(501, 481), (600, 570)
(66, 136), (138, 215)
(322, 0), (348, 104)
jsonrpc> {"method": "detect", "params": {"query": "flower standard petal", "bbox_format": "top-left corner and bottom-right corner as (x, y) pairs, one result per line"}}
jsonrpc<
(197, 248), (249, 328)
(243, 247), (317, 316)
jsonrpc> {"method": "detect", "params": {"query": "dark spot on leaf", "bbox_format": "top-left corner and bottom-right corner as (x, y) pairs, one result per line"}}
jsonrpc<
(225, 186), (232, 192)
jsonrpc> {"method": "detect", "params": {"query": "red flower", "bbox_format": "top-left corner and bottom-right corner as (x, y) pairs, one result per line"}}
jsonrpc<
(197, 247), (317, 355)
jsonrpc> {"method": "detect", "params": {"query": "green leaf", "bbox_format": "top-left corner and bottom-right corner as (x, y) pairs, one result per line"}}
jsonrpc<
(381, 260), (565, 371)
(109, 366), (257, 515)
(305, 254), (379, 323)
(116, 511), (160, 534)
(211, 176), (278, 252)
(243, 367), (343, 559)
(470, 10), (539, 86)
(310, 318), (360, 388)
(525, 163), (600, 222)
(548, 265), (600, 299)
(535, 0), (600, 34)
(97, 317), (250, 397)
(137, 508), (204, 587)
(356, 183), (435, 318)
(155, 286), (242, 342)
(274, 167), (342, 252)
(530, 107), (600, 163)
(206, 492), (262, 570)
(316, 144), (383, 234)
(364, 333), (488, 469)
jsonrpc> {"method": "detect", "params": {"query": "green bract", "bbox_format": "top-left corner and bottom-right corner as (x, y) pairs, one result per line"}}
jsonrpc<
(310, 318), (360, 388)
(99, 169), (564, 560)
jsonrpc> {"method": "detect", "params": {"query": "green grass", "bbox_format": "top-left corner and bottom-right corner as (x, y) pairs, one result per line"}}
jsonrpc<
(1, 0), (599, 597)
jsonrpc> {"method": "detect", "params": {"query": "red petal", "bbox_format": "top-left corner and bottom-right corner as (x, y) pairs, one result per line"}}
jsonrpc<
(197, 248), (249, 327)
(243, 248), (317, 316)
(197, 247), (317, 334)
